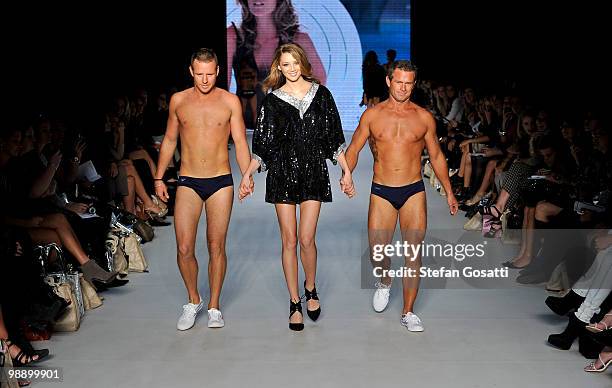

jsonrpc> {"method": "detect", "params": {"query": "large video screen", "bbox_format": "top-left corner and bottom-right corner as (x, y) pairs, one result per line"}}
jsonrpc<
(227, 0), (411, 131)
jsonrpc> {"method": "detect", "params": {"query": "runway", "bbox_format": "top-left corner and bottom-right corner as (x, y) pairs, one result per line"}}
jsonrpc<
(36, 132), (609, 387)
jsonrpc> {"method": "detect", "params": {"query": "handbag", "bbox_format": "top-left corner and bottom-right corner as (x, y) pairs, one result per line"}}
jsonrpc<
(45, 277), (81, 332)
(464, 213), (482, 231)
(35, 244), (84, 332)
(546, 262), (570, 295)
(133, 220), (154, 243)
(500, 212), (521, 245)
(79, 274), (103, 310)
(125, 233), (149, 272)
(105, 230), (129, 276)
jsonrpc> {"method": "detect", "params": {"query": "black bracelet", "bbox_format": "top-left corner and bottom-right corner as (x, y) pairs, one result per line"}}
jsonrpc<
(154, 178), (163, 181)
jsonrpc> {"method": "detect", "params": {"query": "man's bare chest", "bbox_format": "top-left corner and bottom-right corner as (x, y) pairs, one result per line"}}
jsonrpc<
(177, 103), (231, 130)
(370, 115), (426, 143)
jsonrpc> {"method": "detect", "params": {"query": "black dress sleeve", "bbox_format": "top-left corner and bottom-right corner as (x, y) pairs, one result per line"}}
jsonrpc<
(321, 87), (346, 165)
(252, 95), (279, 172)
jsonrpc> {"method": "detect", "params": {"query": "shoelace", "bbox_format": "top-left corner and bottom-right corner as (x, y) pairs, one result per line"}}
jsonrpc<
(209, 309), (222, 320)
(375, 281), (391, 290)
(402, 314), (421, 325)
(182, 304), (199, 316)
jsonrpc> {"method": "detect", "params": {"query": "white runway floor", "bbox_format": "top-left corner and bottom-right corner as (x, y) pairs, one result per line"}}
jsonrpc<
(36, 133), (610, 387)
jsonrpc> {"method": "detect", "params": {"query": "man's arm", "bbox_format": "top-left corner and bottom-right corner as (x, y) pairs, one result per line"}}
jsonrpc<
(423, 110), (457, 214)
(155, 93), (180, 180)
(345, 110), (372, 172)
(228, 94), (251, 174)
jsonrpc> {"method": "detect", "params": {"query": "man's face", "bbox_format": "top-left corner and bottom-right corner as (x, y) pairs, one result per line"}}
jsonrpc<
(190, 60), (219, 94)
(387, 69), (416, 103)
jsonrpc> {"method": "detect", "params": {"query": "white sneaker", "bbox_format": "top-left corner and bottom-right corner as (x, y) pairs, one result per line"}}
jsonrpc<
(177, 299), (204, 331)
(401, 312), (424, 332)
(207, 308), (225, 328)
(373, 281), (391, 312)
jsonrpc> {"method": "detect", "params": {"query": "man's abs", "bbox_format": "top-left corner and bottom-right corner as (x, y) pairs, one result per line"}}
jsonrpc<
(179, 134), (231, 178)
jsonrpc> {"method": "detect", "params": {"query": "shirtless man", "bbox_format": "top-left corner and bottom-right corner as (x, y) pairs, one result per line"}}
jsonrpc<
(345, 60), (458, 332)
(155, 48), (252, 331)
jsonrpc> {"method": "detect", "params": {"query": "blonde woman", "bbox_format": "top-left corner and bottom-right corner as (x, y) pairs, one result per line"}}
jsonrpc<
(239, 43), (352, 331)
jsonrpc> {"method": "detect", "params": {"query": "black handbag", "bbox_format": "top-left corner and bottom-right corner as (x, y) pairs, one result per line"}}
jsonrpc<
(133, 220), (154, 243)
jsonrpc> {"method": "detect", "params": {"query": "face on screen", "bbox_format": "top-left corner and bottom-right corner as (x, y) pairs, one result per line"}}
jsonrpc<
(190, 60), (219, 94)
(278, 52), (302, 82)
(387, 69), (416, 103)
(248, 0), (277, 17)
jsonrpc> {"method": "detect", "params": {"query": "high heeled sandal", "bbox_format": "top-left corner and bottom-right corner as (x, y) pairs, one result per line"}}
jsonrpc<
(3, 339), (49, 367)
(303, 280), (321, 321)
(479, 205), (501, 219)
(150, 195), (168, 216)
(586, 313), (612, 333)
(289, 299), (304, 331)
(584, 354), (612, 373)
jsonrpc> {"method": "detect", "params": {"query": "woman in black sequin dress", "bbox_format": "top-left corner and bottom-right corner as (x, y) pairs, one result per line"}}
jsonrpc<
(239, 43), (354, 331)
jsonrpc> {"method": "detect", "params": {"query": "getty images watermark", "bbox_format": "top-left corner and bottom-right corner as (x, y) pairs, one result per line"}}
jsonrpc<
(371, 240), (509, 279)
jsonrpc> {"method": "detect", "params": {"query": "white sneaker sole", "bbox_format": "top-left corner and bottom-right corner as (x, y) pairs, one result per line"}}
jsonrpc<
(208, 321), (224, 328)
(177, 322), (196, 331)
(405, 326), (424, 332)
(373, 303), (389, 313)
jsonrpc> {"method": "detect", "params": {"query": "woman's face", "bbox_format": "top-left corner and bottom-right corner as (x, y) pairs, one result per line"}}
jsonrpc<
(278, 52), (301, 82)
(521, 116), (535, 135)
(248, 0), (277, 17)
(2, 131), (22, 157)
(561, 126), (576, 141)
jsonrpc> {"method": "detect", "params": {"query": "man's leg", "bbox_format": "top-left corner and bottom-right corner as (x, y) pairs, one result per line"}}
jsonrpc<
(368, 194), (399, 313)
(368, 194), (399, 286)
(204, 186), (233, 310)
(298, 200), (322, 311)
(174, 186), (204, 304)
(398, 190), (427, 315)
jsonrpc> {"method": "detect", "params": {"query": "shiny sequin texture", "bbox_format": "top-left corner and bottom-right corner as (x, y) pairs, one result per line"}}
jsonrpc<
(252, 83), (345, 204)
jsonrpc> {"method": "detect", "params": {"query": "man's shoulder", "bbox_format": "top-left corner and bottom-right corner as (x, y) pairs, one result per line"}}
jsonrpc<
(171, 88), (191, 103)
(410, 102), (434, 121)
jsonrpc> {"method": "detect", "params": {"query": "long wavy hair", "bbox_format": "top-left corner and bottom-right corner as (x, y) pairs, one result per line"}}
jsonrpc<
(263, 43), (319, 92)
(236, 0), (299, 56)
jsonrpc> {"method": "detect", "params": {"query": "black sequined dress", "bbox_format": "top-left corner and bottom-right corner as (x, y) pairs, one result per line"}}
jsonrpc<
(252, 83), (345, 204)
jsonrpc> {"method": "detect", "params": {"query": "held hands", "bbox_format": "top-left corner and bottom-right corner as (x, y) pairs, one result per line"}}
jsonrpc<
(154, 181), (169, 203)
(239, 174), (254, 201)
(340, 170), (355, 198)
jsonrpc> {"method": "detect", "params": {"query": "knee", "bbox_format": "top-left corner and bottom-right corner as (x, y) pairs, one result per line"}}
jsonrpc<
(282, 235), (298, 251)
(177, 244), (195, 260)
(207, 240), (226, 259)
(534, 202), (547, 221)
(47, 213), (69, 228)
(299, 234), (316, 250)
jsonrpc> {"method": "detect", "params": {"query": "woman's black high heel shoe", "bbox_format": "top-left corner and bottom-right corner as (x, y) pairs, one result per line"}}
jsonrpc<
(289, 299), (304, 331)
(304, 281), (321, 321)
